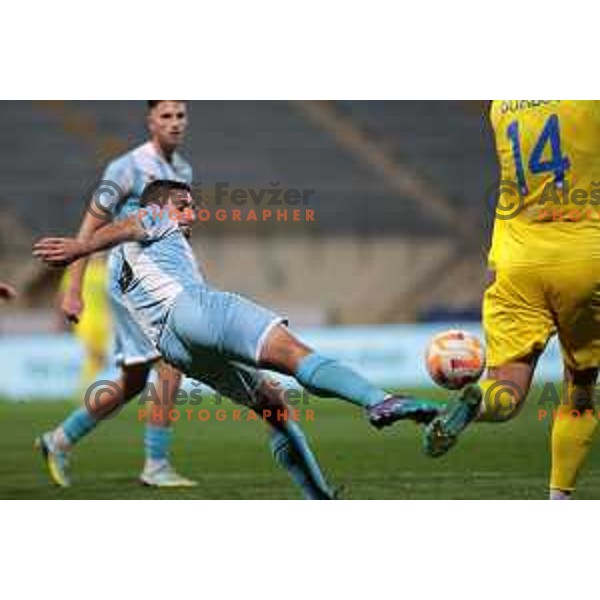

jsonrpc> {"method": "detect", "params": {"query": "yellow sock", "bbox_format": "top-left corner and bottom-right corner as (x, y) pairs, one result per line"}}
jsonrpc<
(550, 381), (598, 494)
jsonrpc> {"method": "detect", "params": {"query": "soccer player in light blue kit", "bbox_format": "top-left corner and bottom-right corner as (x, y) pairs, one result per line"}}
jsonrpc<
(35, 180), (445, 499)
(46, 101), (196, 486)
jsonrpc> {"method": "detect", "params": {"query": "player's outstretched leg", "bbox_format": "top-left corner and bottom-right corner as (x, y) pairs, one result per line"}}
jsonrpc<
(35, 364), (149, 487)
(259, 325), (442, 429)
(254, 380), (336, 499)
(423, 361), (533, 458)
(422, 384), (482, 457)
(270, 425), (335, 499)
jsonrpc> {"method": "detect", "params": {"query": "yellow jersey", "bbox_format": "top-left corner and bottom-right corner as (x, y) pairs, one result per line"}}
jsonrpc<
(489, 100), (600, 268)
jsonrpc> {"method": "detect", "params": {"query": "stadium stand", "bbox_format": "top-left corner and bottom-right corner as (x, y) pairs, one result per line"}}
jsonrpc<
(0, 101), (498, 327)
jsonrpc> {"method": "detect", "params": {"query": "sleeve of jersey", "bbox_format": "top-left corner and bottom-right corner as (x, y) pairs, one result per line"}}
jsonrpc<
(138, 204), (180, 242)
(93, 157), (134, 216)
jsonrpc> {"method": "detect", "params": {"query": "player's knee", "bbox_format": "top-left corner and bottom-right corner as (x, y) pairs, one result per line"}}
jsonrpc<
(256, 378), (286, 407)
(121, 363), (151, 399)
(260, 324), (312, 374)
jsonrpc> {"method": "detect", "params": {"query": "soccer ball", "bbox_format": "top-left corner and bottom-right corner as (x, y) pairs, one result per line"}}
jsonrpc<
(425, 330), (485, 390)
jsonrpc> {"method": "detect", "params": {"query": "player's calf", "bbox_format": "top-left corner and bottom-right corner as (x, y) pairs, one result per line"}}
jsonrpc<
(254, 378), (336, 500)
(141, 362), (196, 487)
(259, 324), (442, 427)
(475, 363), (533, 423)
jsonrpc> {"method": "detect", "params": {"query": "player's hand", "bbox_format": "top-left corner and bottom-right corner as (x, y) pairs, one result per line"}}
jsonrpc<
(0, 282), (17, 301)
(33, 238), (85, 267)
(61, 291), (84, 324)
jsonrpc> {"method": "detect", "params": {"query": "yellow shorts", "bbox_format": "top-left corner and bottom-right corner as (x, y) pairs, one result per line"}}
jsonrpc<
(483, 259), (600, 370)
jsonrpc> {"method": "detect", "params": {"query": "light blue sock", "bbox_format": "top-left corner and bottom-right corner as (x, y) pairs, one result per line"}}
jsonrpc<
(295, 353), (386, 408)
(61, 407), (98, 445)
(145, 425), (172, 462)
(270, 422), (333, 500)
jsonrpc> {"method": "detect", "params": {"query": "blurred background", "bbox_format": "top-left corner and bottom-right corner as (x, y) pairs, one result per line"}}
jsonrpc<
(0, 100), (497, 323)
(3, 100), (544, 399)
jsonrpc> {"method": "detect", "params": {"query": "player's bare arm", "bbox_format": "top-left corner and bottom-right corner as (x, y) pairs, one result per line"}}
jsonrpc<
(33, 217), (144, 267)
(61, 208), (114, 323)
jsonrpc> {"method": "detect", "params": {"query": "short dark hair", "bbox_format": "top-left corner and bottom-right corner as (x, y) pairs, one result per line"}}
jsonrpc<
(141, 179), (191, 207)
(147, 100), (186, 111)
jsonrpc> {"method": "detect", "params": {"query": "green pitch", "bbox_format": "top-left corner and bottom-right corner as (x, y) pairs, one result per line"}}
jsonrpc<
(2, 387), (600, 499)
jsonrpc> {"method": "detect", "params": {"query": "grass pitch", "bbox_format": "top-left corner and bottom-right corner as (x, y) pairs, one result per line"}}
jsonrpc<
(2, 387), (600, 499)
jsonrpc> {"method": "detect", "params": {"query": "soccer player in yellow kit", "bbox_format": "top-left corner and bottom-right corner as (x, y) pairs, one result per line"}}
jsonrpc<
(59, 255), (111, 390)
(425, 101), (600, 499)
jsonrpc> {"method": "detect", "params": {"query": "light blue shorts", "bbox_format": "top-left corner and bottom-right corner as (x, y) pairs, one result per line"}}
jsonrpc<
(158, 287), (286, 404)
(108, 251), (161, 367)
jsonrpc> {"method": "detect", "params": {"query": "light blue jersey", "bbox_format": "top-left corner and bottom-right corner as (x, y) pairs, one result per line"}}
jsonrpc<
(118, 207), (204, 345)
(95, 142), (193, 366)
(119, 204), (285, 391)
(98, 141), (193, 221)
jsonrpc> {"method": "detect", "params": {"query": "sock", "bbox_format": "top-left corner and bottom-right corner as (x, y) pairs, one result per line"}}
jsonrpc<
(295, 353), (386, 408)
(549, 489), (571, 500)
(270, 422), (333, 500)
(476, 379), (521, 422)
(144, 425), (172, 468)
(57, 407), (98, 449)
(52, 427), (71, 451)
(550, 380), (598, 494)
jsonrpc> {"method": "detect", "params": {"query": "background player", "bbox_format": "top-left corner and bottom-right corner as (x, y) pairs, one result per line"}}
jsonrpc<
(33, 179), (450, 497)
(58, 254), (111, 390)
(59, 101), (196, 487)
(424, 100), (600, 499)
